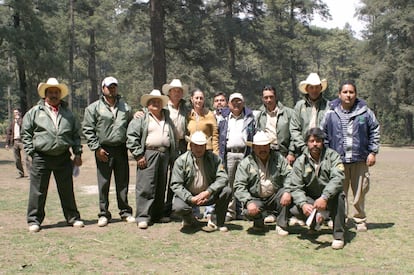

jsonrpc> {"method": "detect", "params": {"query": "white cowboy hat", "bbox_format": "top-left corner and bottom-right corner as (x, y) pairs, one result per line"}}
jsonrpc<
(162, 79), (189, 96)
(245, 131), (273, 147)
(101, 76), (118, 87)
(140, 89), (169, 107)
(298, 73), (328, 94)
(37, 78), (69, 99)
(185, 131), (210, 145)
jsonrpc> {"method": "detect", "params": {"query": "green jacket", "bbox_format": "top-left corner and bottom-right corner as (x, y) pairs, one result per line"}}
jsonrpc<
(22, 100), (82, 156)
(286, 147), (344, 208)
(290, 95), (329, 153)
(83, 95), (132, 151)
(170, 151), (228, 203)
(234, 151), (292, 204)
(126, 109), (176, 161)
(255, 102), (295, 156)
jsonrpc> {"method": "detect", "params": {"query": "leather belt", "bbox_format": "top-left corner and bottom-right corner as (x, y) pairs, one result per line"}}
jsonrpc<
(227, 147), (245, 153)
(146, 146), (168, 153)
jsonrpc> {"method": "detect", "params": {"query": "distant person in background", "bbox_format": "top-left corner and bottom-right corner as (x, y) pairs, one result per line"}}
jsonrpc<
(127, 89), (176, 229)
(187, 88), (219, 154)
(6, 108), (31, 178)
(213, 92), (228, 123)
(22, 78), (84, 232)
(83, 76), (135, 227)
(321, 80), (380, 232)
(287, 128), (346, 249)
(290, 73), (330, 154)
(171, 131), (231, 232)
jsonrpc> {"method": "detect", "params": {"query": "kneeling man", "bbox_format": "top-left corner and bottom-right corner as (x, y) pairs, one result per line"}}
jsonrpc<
(171, 131), (232, 232)
(234, 131), (292, 235)
(287, 127), (346, 249)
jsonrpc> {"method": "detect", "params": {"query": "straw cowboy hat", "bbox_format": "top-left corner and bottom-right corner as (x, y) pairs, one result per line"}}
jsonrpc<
(298, 73), (328, 94)
(37, 78), (69, 99)
(162, 79), (189, 95)
(245, 131), (273, 147)
(185, 131), (211, 145)
(140, 89), (169, 107)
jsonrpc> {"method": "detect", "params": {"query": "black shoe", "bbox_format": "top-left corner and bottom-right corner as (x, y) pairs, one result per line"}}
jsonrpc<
(16, 175), (24, 179)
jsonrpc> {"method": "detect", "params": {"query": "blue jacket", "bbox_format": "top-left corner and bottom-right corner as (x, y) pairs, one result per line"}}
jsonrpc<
(218, 107), (255, 160)
(320, 98), (380, 163)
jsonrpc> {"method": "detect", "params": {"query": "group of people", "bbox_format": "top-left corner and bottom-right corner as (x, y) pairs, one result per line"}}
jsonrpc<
(10, 72), (380, 250)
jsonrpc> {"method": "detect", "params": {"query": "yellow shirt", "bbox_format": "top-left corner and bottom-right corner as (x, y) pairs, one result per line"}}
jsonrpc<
(187, 109), (219, 154)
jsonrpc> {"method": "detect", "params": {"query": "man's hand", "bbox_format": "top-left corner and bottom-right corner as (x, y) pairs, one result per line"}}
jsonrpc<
(191, 190), (211, 205)
(280, 192), (292, 206)
(73, 155), (82, 167)
(137, 156), (147, 169)
(286, 154), (296, 165)
(134, 111), (145, 119)
(246, 201), (260, 216)
(367, 153), (376, 167)
(96, 148), (109, 162)
(314, 197), (327, 211)
(301, 203), (314, 217)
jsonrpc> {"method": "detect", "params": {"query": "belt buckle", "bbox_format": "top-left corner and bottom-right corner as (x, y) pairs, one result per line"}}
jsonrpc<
(158, 146), (166, 153)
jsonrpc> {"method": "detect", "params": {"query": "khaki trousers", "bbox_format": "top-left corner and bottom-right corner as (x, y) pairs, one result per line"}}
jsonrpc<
(344, 162), (370, 223)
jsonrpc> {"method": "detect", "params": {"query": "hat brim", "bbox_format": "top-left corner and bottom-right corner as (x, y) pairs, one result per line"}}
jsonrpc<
(298, 79), (328, 94)
(140, 94), (169, 107)
(185, 135), (211, 145)
(162, 84), (189, 96)
(37, 83), (69, 99)
(245, 141), (272, 147)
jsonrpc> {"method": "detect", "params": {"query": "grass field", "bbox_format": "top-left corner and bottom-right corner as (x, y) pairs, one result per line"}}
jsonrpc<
(0, 144), (413, 274)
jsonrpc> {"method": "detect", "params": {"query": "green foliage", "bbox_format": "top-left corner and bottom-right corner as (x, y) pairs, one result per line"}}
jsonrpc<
(0, 0), (412, 143)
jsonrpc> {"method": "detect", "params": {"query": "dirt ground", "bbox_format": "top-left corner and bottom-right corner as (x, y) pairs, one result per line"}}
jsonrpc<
(1, 141), (414, 273)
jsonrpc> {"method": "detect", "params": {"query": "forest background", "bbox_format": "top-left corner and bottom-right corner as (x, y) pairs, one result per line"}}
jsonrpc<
(0, 0), (413, 144)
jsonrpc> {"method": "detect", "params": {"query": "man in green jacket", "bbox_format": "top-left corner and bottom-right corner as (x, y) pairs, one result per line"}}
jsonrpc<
(290, 73), (330, 153)
(127, 89), (177, 229)
(234, 131), (292, 235)
(22, 78), (84, 233)
(287, 127), (346, 249)
(255, 85), (296, 165)
(83, 76), (135, 227)
(170, 131), (231, 232)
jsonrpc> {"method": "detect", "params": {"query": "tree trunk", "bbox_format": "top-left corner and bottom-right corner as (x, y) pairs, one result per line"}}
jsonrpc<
(87, 9), (98, 104)
(68, 0), (75, 109)
(150, 0), (166, 90)
(13, 12), (29, 113)
(224, 0), (236, 77)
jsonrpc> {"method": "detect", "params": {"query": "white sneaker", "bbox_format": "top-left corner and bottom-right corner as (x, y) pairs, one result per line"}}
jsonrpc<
(331, 239), (344, 249)
(264, 215), (276, 224)
(275, 226), (289, 236)
(289, 216), (305, 226)
(125, 216), (136, 223)
(219, 226), (229, 232)
(29, 224), (40, 233)
(138, 221), (148, 229)
(356, 223), (368, 232)
(327, 220), (334, 229)
(98, 216), (109, 227)
(73, 220), (85, 228)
